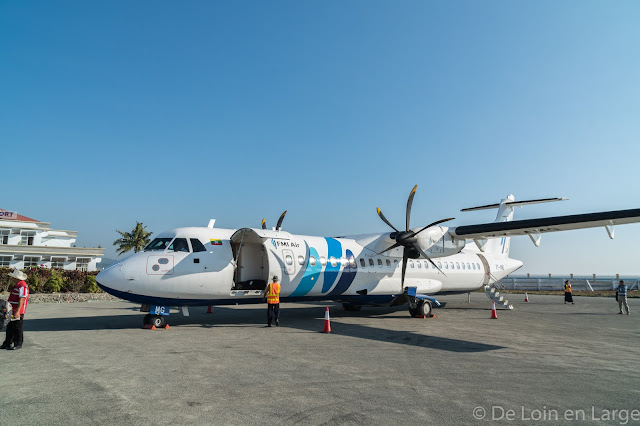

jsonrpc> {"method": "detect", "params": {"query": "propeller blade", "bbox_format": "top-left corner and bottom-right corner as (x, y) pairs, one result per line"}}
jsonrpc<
(377, 208), (400, 233)
(377, 242), (402, 255)
(261, 218), (267, 230)
(405, 185), (418, 231)
(414, 217), (456, 236)
(401, 248), (409, 290)
(276, 211), (287, 230)
(413, 244), (446, 276)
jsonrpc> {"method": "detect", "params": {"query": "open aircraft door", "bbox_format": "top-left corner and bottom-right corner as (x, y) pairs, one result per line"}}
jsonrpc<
(230, 228), (293, 292)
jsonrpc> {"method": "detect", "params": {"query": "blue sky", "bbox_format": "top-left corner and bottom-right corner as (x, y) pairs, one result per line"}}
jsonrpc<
(2, 1), (639, 274)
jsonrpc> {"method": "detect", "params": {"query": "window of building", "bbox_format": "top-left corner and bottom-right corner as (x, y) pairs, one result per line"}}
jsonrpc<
(0, 256), (11, 267)
(21, 231), (36, 246)
(309, 256), (316, 266)
(369, 259), (374, 267)
(76, 258), (90, 271)
(297, 256), (305, 265)
(51, 258), (65, 269)
(360, 258), (366, 267)
(190, 239), (207, 252)
(0, 230), (8, 245)
(24, 256), (39, 267)
(386, 259), (391, 267)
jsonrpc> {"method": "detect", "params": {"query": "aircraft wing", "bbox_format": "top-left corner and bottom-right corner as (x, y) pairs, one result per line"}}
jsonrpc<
(450, 208), (640, 240)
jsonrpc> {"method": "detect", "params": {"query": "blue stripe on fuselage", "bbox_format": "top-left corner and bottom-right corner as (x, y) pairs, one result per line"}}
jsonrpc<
(327, 249), (358, 296)
(289, 246), (322, 297)
(322, 238), (342, 292)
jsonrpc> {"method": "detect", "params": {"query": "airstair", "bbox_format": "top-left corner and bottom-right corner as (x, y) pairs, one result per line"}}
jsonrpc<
(484, 282), (513, 310)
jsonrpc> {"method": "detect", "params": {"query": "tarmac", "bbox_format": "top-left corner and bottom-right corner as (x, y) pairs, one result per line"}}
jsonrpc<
(0, 294), (638, 425)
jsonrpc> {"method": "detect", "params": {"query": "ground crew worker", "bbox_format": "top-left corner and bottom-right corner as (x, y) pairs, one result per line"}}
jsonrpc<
(1, 269), (29, 350)
(564, 280), (574, 305)
(616, 280), (630, 315)
(263, 275), (281, 327)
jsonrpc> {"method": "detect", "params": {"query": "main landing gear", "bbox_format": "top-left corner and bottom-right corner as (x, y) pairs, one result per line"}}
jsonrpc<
(408, 299), (432, 318)
(342, 303), (362, 312)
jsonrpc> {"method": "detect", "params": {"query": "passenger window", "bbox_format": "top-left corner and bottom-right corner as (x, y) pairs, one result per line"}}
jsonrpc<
(360, 259), (366, 267)
(424, 261), (428, 269)
(462, 263), (465, 270)
(386, 259), (391, 267)
(477, 263), (481, 270)
(168, 238), (189, 253)
(456, 262), (460, 269)
(410, 261), (414, 268)
(369, 259), (374, 267)
(438, 261), (442, 269)
(190, 239), (206, 253)
(444, 262), (448, 269)
(467, 263), (470, 270)
(472, 263), (476, 270)
(330, 257), (337, 267)
(309, 256), (316, 266)
(298, 256), (305, 265)
(417, 262), (422, 269)
(320, 257), (327, 266)
(286, 255), (293, 265)
(377, 259), (383, 267)
(349, 257), (357, 268)
(394, 259), (399, 267)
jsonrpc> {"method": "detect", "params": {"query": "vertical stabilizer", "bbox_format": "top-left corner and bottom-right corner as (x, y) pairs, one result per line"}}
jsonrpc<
(483, 195), (515, 257)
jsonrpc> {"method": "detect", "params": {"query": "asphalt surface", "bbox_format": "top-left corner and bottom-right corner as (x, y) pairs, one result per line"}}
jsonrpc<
(0, 294), (638, 425)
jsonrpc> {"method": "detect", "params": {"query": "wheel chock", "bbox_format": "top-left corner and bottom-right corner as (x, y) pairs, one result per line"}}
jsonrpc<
(160, 324), (170, 330)
(143, 324), (156, 330)
(428, 314), (437, 318)
(413, 314), (426, 319)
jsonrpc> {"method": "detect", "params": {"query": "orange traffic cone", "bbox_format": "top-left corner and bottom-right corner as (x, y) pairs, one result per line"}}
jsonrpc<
(322, 307), (331, 333)
(490, 301), (498, 319)
(524, 292), (529, 302)
(206, 306), (213, 314)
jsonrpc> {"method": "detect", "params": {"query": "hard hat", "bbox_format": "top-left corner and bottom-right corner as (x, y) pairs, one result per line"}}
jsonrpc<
(272, 275), (279, 282)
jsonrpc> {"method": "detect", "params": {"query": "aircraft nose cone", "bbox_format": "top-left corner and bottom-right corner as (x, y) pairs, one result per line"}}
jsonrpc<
(96, 262), (124, 292)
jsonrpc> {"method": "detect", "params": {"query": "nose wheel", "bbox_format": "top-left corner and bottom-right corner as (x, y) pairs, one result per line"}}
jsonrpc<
(143, 314), (166, 328)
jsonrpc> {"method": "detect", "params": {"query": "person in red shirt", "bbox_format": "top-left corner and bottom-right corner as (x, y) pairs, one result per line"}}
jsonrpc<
(2, 269), (29, 350)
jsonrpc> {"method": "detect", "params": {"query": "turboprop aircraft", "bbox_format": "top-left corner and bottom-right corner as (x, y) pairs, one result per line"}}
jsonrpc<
(97, 186), (640, 328)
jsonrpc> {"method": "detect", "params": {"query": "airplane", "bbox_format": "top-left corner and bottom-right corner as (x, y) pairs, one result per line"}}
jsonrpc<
(96, 186), (640, 328)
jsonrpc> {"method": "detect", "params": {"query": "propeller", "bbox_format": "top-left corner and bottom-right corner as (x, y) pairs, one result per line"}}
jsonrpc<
(376, 185), (455, 289)
(261, 211), (288, 231)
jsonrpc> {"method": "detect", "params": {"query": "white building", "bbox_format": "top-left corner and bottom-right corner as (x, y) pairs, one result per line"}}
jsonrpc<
(0, 209), (103, 271)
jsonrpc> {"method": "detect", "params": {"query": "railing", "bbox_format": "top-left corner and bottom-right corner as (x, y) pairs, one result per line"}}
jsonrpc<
(496, 276), (640, 291)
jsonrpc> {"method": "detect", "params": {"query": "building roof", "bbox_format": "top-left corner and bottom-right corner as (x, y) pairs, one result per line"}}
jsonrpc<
(0, 209), (39, 222)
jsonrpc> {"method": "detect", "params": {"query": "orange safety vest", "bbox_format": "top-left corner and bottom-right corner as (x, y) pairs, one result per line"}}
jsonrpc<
(266, 283), (280, 304)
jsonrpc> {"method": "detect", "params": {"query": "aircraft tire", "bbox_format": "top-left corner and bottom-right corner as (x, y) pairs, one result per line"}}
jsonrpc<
(408, 306), (418, 317)
(150, 315), (166, 328)
(418, 301), (432, 317)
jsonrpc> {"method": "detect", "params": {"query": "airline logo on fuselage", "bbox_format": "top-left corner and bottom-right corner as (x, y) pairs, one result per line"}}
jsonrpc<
(270, 239), (300, 248)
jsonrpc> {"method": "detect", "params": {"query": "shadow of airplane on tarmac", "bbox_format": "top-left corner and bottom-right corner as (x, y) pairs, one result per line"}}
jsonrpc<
(24, 303), (504, 353)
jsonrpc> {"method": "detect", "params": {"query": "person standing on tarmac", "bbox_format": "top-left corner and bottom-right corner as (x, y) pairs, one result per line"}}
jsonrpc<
(616, 280), (630, 315)
(564, 280), (574, 305)
(263, 275), (281, 327)
(1, 270), (30, 350)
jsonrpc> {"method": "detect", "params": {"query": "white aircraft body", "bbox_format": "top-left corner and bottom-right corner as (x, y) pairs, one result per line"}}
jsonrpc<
(97, 187), (640, 327)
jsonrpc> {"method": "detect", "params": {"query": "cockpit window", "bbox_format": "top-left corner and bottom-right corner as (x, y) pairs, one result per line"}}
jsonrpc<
(190, 238), (206, 252)
(168, 238), (190, 253)
(144, 238), (173, 251)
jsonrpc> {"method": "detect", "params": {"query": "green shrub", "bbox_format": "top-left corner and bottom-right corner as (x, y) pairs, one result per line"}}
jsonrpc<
(27, 274), (39, 292)
(81, 275), (100, 293)
(43, 272), (64, 293)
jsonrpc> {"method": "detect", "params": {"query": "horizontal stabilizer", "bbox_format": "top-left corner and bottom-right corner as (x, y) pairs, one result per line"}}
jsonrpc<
(461, 197), (567, 212)
(452, 208), (640, 240)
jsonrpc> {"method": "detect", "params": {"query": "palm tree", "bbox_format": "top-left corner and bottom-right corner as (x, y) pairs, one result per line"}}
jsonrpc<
(113, 222), (152, 255)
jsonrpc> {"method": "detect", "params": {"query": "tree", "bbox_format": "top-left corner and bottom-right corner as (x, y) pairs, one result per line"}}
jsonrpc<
(113, 222), (152, 255)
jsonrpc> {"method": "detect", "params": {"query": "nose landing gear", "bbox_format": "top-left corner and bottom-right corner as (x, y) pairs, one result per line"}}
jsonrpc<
(143, 314), (167, 329)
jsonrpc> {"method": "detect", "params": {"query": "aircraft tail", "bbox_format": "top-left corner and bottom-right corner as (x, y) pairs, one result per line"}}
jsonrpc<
(460, 195), (567, 258)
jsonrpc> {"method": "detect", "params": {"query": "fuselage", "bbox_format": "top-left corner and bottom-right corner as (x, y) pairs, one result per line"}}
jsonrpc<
(97, 226), (523, 307)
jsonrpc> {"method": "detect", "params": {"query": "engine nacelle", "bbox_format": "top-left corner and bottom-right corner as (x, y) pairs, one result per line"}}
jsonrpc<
(420, 227), (465, 258)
